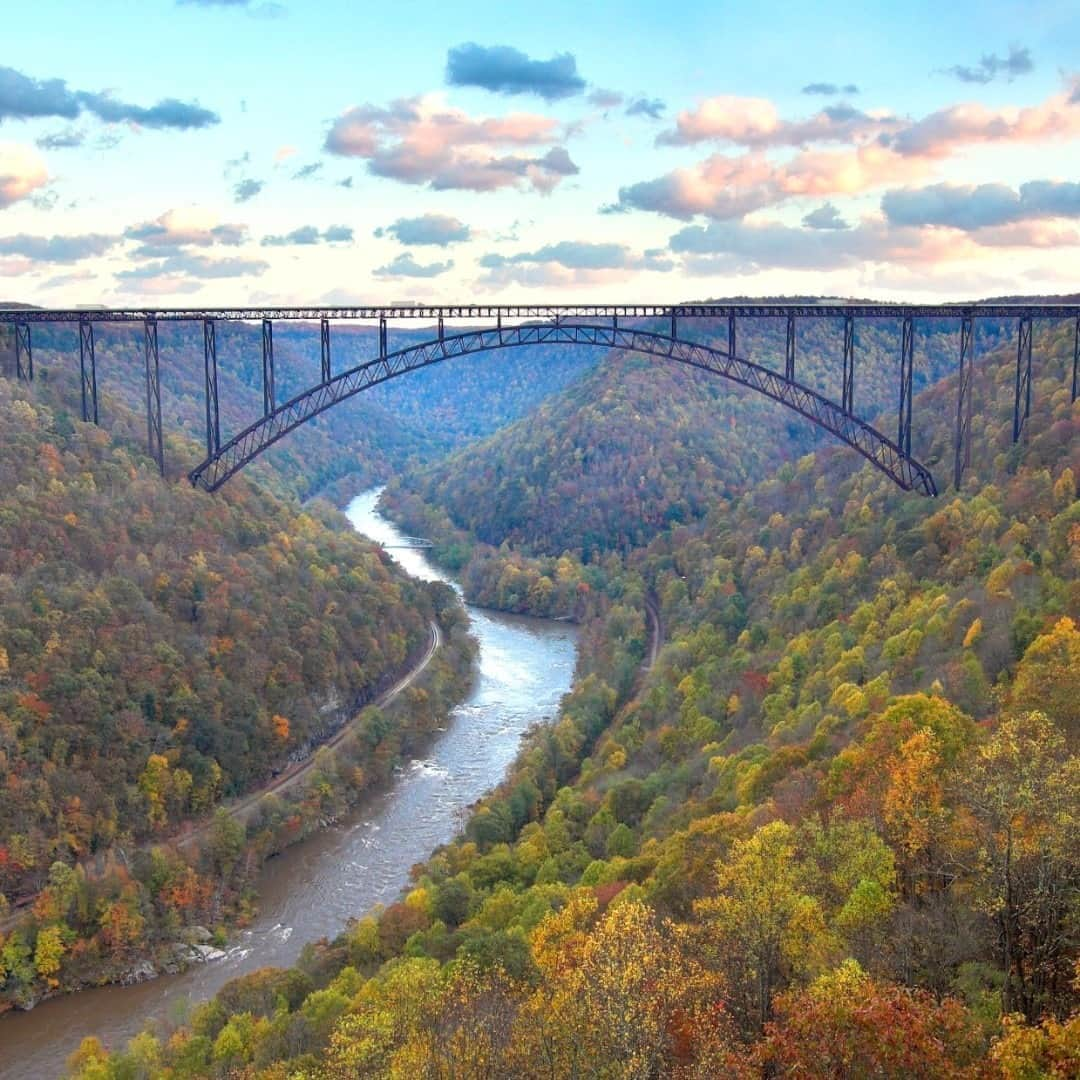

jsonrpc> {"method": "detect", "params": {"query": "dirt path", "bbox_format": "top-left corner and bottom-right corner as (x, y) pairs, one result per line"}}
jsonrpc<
(644, 594), (663, 671)
(182, 619), (442, 840)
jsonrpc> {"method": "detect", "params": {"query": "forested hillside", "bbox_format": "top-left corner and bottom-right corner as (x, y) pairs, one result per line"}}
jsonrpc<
(78, 320), (1079, 1076)
(389, 314), (1012, 557)
(7, 322), (434, 501)
(0, 370), (473, 1010)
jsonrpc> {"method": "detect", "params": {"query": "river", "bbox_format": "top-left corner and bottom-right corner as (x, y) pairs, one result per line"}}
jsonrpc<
(0, 489), (578, 1079)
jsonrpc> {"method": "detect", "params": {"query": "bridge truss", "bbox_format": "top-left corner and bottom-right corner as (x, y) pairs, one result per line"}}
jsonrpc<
(3, 302), (1078, 496)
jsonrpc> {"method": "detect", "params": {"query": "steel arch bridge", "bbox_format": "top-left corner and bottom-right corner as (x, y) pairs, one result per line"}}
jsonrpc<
(3, 301), (1078, 498)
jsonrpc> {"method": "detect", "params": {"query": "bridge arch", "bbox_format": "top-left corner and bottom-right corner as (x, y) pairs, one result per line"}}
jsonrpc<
(188, 322), (938, 496)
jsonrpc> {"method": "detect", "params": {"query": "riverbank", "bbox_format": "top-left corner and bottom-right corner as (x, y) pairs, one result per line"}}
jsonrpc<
(0, 612), (470, 1011)
(0, 491), (579, 1079)
(0, 623), (443, 939)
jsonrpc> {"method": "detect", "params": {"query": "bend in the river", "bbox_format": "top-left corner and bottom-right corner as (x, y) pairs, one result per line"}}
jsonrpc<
(0, 488), (578, 1079)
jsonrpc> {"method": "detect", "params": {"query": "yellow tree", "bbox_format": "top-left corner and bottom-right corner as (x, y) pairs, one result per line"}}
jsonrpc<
(1010, 618), (1080, 742)
(515, 898), (729, 1077)
(695, 820), (830, 1033)
(33, 924), (65, 986)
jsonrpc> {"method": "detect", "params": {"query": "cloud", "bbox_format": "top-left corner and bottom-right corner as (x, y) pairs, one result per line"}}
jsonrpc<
(481, 241), (638, 270)
(77, 93), (218, 130)
(942, 45), (1033, 84)
(0, 66), (80, 121)
(293, 161), (323, 180)
(882, 179), (1080, 229)
(0, 232), (118, 261)
(613, 83), (1080, 220)
(588, 88), (624, 109)
(42, 268), (95, 288)
(0, 64), (219, 130)
(445, 43), (585, 101)
(117, 252), (268, 281)
(476, 242), (674, 288)
(375, 213), (471, 246)
(374, 252), (453, 278)
(802, 83), (859, 95)
(274, 144), (297, 162)
(223, 150), (251, 175)
(626, 97), (666, 119)
(0, 142), (48, 208)
(325, 94), (577, 193)
(36, 127), (84, 150)
(125, 209), (248, 254)
(177, 0), (286, 14)
(233, 177), (264, 202)
(613, 142), (918, 220)
(668, 209), (1080, 276)
(261, 224), (353, 245)
(669, 218), (951, 274)
(477, 240), (675, 285)
(885, 86), (1080, 157)
(657, 96), (885, 148)
(802, 202), (850, 230)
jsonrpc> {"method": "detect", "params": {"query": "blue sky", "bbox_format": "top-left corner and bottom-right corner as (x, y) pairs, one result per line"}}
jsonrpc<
(1, 0), (1078, 305)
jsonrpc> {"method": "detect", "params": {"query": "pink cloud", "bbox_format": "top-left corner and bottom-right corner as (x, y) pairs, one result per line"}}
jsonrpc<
(889, 87), (1080, 157)
(622, 82), (1080, 220)
(658, 97), (888, 148)
(617, 144), (925, 220)
(325, 94), (577, 193)
(0, 143), (48, 208)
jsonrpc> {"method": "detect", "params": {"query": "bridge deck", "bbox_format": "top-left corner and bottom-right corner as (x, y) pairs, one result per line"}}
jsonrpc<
(2, 302), (1079, 323)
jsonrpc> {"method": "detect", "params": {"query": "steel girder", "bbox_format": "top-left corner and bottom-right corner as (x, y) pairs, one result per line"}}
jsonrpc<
(954, 315), (975, 490)
(14, 322), (32, 380)
(4, 302), (1079, 324)
(78, 318), (98, 424)
(144, 319), (164, 476)
(189, 323), (938, 497)
(1013, 315), (1033, 442)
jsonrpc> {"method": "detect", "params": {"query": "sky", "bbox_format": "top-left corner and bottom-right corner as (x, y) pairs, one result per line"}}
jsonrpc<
(1, 0), (1079, 306)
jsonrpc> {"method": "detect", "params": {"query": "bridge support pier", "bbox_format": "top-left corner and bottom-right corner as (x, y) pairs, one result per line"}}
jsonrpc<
(785, 314), (795, 382)
(379, 316), (387, 360)
(79, 318), (98, 424)
(203, 319), (220, 457)
(262, 318), (275, 417)
(1072, 314), (1078, 404)
(727, 314), (736, 359)
(954, 314), (974, 490)
(898, 314), (914, 457)
(437, 314), (444, 342)
(144, 319), (164, 476)
(842, 314), (855, 414)
(321, 318), (331, 384)
(14, 322), (32, 381)
(1013, 315), (1032, 442)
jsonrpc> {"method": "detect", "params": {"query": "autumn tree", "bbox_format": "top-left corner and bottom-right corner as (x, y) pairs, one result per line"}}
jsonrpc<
(758, 960), (986, 1078)
(957, 712), (1079, 1019)
(1010, 618), (1080, 741)
(695, 820), (829, 1033)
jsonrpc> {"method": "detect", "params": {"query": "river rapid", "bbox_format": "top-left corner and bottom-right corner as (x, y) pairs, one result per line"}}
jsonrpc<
(0, 489), (578, 1079)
